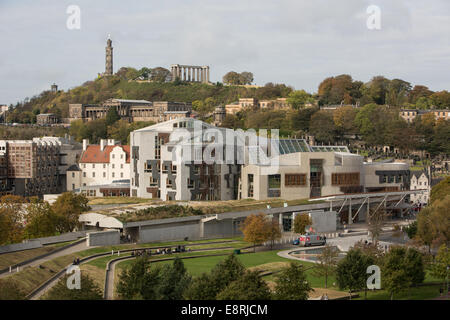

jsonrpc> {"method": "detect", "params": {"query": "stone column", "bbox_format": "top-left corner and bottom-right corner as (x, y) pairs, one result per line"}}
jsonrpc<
(183, 67), (186, 81)
(207, 66), (210, 83)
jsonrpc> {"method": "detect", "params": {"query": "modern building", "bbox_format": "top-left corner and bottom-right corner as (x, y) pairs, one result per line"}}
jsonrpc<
(130, 118), (241, 201)
(69, 99), (191, 123)
(0, 139), (61, 196)
(130, 118), (411, 203)
(66, 139), (130, 197)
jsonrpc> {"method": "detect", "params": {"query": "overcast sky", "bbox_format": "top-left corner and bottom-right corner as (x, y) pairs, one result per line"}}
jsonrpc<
(0, 0), (449, 105)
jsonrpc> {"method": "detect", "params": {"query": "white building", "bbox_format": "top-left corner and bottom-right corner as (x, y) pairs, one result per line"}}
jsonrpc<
(66, 139), (130, 196)
(410, 169), (431, 205)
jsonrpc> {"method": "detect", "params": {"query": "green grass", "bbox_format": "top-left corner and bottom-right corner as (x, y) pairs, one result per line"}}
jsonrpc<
(355, 285), (442, 300)
(88, 197), (155, 205)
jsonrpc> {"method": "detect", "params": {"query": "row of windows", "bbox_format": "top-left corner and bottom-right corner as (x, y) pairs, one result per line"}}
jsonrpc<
(82, 163), (124, 169)
(81, 171), (125, 178)
(331, 173), (360, 186)
(285, 174), (307, 186)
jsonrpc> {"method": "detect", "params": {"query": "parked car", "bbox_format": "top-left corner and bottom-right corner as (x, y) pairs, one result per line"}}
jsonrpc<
(292, 238), (300, 245)
(298, 233), (326, 247)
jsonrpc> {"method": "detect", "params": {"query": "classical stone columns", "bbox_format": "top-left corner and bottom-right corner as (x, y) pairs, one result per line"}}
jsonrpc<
(171, 64), (210, 83)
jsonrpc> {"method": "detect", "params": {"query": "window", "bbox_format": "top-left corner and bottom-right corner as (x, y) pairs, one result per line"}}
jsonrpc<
(92, 172), (95, 178)
(72, 172), (75, 178)
(112, 164), (115, 169)
(172, 165), (177, 174)
(120, 172), (123, 178)
(83, 172), (86, 178)
(268, 174), (281, 197)
(187, 178), (194, 189)
(72, 184), (75, 189)
(112, 172), (115, 178)
(120, 164), (123, 169)
(162, 164), (168, 173)
(103, 164), (106, 169)
(103, 172), (106, 178)
(112, 154), (115, 159)
(144, 162), (152, 173)
(248, 174), (254, 197)
(92, 164), (95, 169)
(331, 173), (360, 186)
(285, 174), (307, 186)
(150, 176), (158, 186)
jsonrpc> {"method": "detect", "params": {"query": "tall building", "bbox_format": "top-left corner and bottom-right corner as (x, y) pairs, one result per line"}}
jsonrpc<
(105, 38), (113, 76)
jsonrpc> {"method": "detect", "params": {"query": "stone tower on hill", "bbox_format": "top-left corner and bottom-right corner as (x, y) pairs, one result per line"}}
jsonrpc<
(105, 37), (113, 76)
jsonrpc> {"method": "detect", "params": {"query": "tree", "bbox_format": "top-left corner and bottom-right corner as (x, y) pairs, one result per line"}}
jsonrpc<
(287, 90), (312, 110)
(0, 195), (27, 245)
(429, 176), (450, 205)
(24, 199), (59, 239)
(185, 254), (245, 300)
(367, 208), (388, 243)
(404, 247), (425, 286)
(313, 244), (339, 288)
(241, 213), (270, 251)
(333, 106), (357, 135)
(367, 76), (390, 105)
(293, 213), (312, 234)
(309, 110), (336, 143)
(117, 256), (151, 299)
(46, 274), (102, 300)
(216, 270), (271, 300)
(154, 257), (191, 300)
(51, 192), (90, 233)
(150, 67), (170, 82)
(105, 106), (120, 126)
(239, 72), (254, 85)
(222, 71), (241, 85)
(403, 221), (418, 239)
(273, 262), (312, 300)
(382, 246), (412, 300)
(265, 217), (282, 249)
(336, 248), (373, 299)
(416, 206), (436, 252)
(430, 244), (450, 292)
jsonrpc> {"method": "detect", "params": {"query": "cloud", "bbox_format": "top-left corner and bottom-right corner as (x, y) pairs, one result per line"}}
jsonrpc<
(0, 0), (449, 104)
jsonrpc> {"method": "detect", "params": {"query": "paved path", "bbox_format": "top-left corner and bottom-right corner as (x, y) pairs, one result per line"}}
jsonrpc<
(0, 240), (89, 279)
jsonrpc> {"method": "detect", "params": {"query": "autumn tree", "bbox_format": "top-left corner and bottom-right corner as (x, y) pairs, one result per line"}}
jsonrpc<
(241, 213), (271, 251)
(293, 213), (312, 234)
(51, 192), (90, 233)
(24, 199), (59, 239)
(0, 195), (27, 245)
(309, 110), (336, 143)
(367, 208), (388, 243)
(431, 244), (450, 292)
(333, 106), (358, 135)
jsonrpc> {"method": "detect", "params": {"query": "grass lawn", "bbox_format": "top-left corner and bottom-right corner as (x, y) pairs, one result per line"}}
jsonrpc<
(355, 285), (442, 300)
(0, 240), (78, 270)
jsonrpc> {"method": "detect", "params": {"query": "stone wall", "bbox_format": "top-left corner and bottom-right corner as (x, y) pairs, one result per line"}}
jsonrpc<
(87, 230), (120, 247)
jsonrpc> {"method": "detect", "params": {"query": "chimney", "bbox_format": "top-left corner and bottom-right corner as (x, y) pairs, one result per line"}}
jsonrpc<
(100, 139), (106, 151)
(82, 139), (89, 151)
(107, 139), (115, 146)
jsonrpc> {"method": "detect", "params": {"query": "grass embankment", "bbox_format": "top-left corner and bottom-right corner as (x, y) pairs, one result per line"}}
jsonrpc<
(0, 238), (245, 297)
(0, 240), (77, 270)
(88, 197), (156, 206)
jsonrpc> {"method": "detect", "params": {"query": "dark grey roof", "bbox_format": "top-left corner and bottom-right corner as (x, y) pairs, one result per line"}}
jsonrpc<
(67, 164), (81, 171)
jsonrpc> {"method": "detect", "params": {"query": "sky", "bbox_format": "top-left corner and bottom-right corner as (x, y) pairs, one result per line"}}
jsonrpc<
(0, 0), (449, 105)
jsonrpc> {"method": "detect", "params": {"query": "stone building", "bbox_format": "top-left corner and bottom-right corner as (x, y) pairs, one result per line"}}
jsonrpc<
(105, 38), (113, 76)
(400, 109), (450, 123)
(69, 99), (192, 123)
(36, 113), (59, 125)
(170, 64), (210, 83)
(66, 139), (130, 197)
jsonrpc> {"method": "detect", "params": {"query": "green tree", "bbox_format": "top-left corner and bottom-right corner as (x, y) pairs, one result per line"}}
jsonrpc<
(216, 270), (271, 300)
(382, 246), (412, 300)
(46, 274), (102, 300)
(293, 213), (312, 234)
(105, 107), (121, 126)
(403, 221), (418, 239)
(430, 244), (450, 292)
(0, 195), (27, 245)
(287, 90), (312, 109)
(336, 248), (373, 299)
(117, 256), (151, 299)
(313, 244), (339, 288)
(184, 273), (218, 300)
(155, 257), (191, 300)
(309, 110), (336, 143)
(273, 262), (312, 300)
(404, 247), (425, 285)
